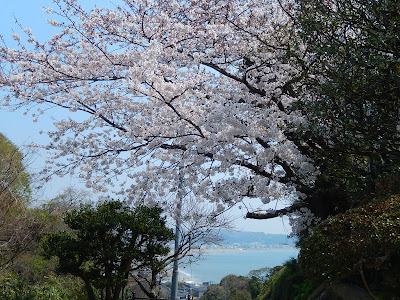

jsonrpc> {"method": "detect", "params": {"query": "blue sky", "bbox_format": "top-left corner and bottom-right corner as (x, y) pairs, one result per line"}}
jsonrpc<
(0, 0), (291, 235)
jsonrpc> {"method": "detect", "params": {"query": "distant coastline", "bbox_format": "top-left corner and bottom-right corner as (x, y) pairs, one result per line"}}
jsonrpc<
(201, 246), (298, 254)
(182, 230), (297, 256)
(178, 247), (299, 284)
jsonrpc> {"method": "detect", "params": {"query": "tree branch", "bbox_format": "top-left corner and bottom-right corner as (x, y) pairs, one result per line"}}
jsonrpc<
(246, 202), (306, 219)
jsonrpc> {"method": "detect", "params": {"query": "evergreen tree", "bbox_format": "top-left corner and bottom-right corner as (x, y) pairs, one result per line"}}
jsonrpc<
(42, 200), (174, 300)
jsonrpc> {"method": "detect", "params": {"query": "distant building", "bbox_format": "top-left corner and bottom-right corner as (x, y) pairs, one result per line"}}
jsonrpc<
(183, 281), (209, 299)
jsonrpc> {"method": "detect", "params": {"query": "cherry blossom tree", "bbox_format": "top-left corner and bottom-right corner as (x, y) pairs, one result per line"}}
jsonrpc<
(0, 0), (319, 229)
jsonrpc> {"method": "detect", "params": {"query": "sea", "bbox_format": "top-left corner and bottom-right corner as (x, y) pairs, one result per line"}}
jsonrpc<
(178, 248), (299, 284)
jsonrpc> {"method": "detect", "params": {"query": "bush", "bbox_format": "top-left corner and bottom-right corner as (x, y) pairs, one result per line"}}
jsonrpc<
(258, 259), (312, 300)
(299, 195), (400, 283)
(0, 274), (86, 300)
(294, 279), (316, 300)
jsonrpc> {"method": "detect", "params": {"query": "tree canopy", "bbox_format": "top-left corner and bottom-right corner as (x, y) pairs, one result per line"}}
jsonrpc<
(0, 0), (398, 233)
(292, 0), (400, 212)
(0, 0), (314, 225)
(1, 0), (400, 296)
(201, 274), (252, 300)
(41, 200), (174, 300)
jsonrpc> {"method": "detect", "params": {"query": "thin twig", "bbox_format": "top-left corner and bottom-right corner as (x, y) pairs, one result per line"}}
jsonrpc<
(359, 260), (379, 300)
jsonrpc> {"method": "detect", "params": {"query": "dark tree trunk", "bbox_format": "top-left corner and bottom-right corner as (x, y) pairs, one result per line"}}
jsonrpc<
(113, 285), (122, 300)
(82, 277), (96, 300)
(106, 286), (111, 300)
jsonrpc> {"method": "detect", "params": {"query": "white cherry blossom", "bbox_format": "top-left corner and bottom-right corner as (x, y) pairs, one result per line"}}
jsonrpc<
(0, 0), (318, 225)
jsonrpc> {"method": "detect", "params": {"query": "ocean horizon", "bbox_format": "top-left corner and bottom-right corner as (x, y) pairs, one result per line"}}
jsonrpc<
(177, 248), (299, 284)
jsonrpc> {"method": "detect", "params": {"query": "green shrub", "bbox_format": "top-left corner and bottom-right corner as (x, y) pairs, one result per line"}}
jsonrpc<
(299, 195), (400, 283)
(0, 274), (86, 300)
(258, 259), (312, 300)
(294, 279), (316, 300)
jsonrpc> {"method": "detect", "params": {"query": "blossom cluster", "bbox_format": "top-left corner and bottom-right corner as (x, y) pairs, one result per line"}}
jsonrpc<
(0, 0), (318, 225)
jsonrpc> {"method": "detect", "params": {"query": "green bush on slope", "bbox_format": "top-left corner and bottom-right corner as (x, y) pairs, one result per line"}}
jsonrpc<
(257, 259), (313, 300)
(299, 195), (400, 285)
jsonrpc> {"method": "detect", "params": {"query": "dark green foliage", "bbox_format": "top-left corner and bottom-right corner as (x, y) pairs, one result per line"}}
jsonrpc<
(255, 259), (316, 300)
(291, 0), (400, 220)
(41, 200), (174, 300)
(249, 276), (263, 298)
(0, 275), (39, 300)
(257, 267), (285, 300)
(290, 0), (400, 295)
(259, 259), (307, 300)
(299, 195), (400, 285)
(247, 266), (285, 299)
(293, 279), (316, 300)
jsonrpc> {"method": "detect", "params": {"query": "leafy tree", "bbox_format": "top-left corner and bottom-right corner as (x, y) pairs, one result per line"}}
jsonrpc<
(0, 0), (398, 236)
(248, 276), (263, 299)
(290, 0), (400, 216)
(220, 274), (251, 299)
(201, 274), (253, 300)
(200, 285), (225, 300)
(0, 188), (96, 300)
(248, 265), (283, 282)
(249, 0), (400, 227)
(41, 200), (174, 300)
(0, 133), (44, 269)
(286, 1), (400, 294)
